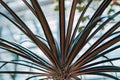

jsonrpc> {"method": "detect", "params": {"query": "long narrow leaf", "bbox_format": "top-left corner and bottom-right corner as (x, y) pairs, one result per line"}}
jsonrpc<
(22, 0), (37, 17)
(30, 0), (61, 72)
(69, 0), (92, 52)
(0, 1), (57, 68)
(25, 75), (45, 80)
(0, 61), (47, 72)
(76, 34), (120, 68)
(72, 66), (120, 76)
(85, 11), (120, 44)
(71, 57), (120, 74)
(88, 72), (120, 80)
(66, 1), (112, 68)
(0, 71), (47, 75)
(85, 45), (120, 65)
(0, 43), (54, 71)
(59, 0), (65, 65)
(65, 0), (77, 60)
(0, 38), (52, 66)
(65, 16), (106, 69)
(73, 21), (120, 68)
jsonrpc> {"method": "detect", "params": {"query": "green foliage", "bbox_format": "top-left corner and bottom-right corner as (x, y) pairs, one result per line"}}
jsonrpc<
(54, 5), (59, 11)
(81, 15), (89, 22)
(78, 26), (84, 32)
(77, 0), (86, 4)
(76, 6), (84, 12)
(108, 8), (115, 14)
(100, 26), (105, 30)
(107, 3), (115, 15)
(55, 0), (59, 2)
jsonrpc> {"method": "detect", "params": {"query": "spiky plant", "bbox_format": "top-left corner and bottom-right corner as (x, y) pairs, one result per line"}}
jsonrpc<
(0, 0), (120, 80)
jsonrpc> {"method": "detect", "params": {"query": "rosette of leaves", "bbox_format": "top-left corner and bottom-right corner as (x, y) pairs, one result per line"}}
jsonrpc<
(0, 0), (120, 80)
